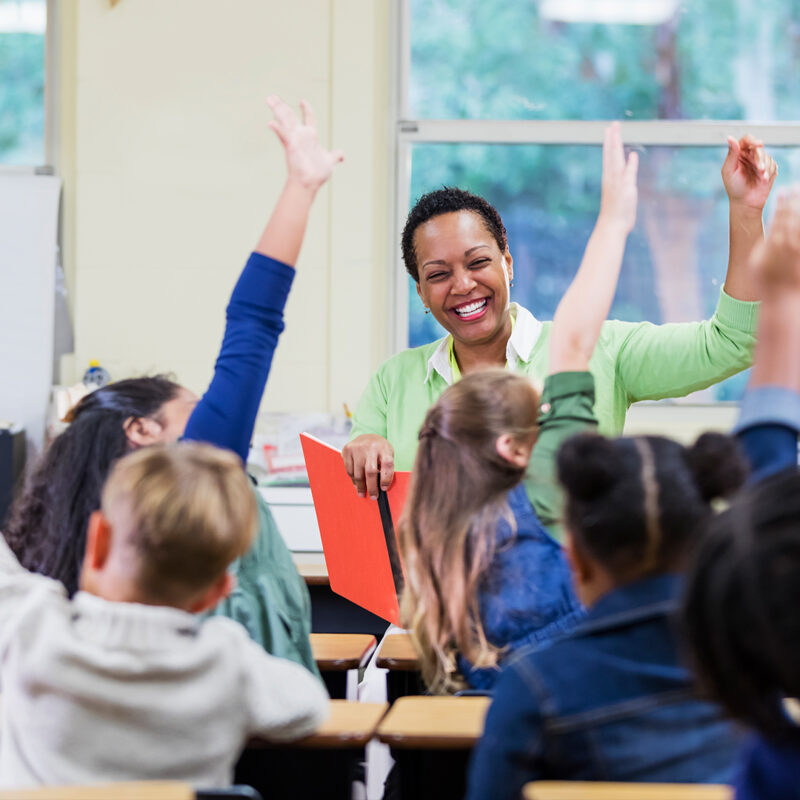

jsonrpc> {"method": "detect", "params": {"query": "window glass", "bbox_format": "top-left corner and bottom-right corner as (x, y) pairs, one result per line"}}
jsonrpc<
(405, 142), (796, 400)
(0, 0), (46, 165)
(409, 0), (800, 121)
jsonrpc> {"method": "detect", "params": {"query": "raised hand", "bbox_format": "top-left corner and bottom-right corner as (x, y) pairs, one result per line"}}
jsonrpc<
(598, 122), (639, 235)
(267, 95), (344, 193)
(722, 134), (777, 211)
(750, 191), (800, 294)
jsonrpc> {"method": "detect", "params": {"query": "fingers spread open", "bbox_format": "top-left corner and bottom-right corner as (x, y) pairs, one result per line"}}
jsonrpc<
(266, 95), (298, 131)
(300, 99), (317, 130)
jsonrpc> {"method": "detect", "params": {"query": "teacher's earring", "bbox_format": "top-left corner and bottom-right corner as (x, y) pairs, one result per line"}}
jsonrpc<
(424, 307), (431, 315)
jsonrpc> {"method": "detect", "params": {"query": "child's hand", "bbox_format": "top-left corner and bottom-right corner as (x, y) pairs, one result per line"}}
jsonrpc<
(750, 191), (800, 293)
(598, 122), (638, 235)
(722, 134), (777, 211)
(267, 95), (344, 192)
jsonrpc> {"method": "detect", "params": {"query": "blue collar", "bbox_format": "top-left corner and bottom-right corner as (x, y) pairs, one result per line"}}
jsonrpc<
(569, 574), (682, 638)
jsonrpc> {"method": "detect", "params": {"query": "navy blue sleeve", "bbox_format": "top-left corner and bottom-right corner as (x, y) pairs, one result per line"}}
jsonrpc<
(734, 735), (800, 800)
(466, 658), (545, 800)
(734, 387), (800, 483)
(737, 426), (798, 484)
(183, 253), (295, 462)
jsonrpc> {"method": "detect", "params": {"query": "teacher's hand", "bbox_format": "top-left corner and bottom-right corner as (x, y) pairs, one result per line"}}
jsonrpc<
(722, 134), (777, 212)
(342, 435), (395, 499)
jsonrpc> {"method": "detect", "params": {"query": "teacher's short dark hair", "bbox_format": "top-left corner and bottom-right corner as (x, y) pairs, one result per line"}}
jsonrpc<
(401, 187), (508, 282)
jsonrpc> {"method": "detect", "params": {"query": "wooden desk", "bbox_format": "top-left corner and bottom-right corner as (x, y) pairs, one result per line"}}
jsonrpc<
(524, 783), (732, 800)
(376, 631), (420, 671)
(0, 784), (193, 800)
(311, 632), (376, 699)
(296, 700), (388, 749)
(240, 701), (388, 800)
(378, 696), (491, 800)
(311, 633), (377, 671)
(296, 560), (329, 586)
(376, 632), (425, 701)
(377, 695), (490, 749)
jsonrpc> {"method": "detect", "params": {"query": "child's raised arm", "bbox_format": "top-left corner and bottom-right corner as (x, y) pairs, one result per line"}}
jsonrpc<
(735, 190), (800, 481)
(746, 191), (800, 393)
(549, 122), (638, 374)
(183, 96), (343, 461)
(255, 96), (344, 265)
(526, 124), (637, 531)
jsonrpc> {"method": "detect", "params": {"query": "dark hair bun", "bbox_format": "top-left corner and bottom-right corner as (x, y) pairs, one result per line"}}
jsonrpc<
(557, 433), (620, 501)
(686, 432), (748, 502)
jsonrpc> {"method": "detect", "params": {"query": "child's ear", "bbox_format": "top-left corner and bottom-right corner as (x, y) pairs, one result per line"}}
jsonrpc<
(503, 249), (513, 283)
(123, 416), (164, 448)
(85, 510), (113, 570)
(565, 530), (595, 590)
(189, 572), (235, 614)
(495, 433), (530, 468)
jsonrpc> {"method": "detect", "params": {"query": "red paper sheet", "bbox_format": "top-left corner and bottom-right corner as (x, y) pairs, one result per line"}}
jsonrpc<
(300, 433), (411, 625)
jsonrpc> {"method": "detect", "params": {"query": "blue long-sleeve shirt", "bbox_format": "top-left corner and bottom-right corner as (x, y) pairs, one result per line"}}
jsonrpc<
(183, 252), (294, 461)
(178, 253), (318, 675)
(730, 386), (800, 800)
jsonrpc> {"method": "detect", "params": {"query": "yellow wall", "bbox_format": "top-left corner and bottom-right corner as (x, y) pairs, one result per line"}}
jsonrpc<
(59, 0), (391, 415)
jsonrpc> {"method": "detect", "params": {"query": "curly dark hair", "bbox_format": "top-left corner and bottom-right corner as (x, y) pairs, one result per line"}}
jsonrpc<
(401, 187), (508, 282)
(558, 432), (748, 582)
(683, 467), (800, 743)
(3, 376), (182, 595)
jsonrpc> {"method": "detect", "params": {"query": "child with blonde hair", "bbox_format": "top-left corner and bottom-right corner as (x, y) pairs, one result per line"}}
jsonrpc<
(0, 442), (328, 788)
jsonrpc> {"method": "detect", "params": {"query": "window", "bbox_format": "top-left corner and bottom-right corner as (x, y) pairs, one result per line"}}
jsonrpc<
(0, 0), (47, 166)
(395, 0), (800, 400)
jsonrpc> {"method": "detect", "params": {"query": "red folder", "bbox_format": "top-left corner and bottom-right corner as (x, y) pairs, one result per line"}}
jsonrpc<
(300, 433), (411, 625)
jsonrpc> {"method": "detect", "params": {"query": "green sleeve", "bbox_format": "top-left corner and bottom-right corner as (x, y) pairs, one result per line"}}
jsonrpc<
(205, 489), (321, 679)
(349, 368), (388, 441)
(614, 289), (758, 403)
(525, 371), (598, 540)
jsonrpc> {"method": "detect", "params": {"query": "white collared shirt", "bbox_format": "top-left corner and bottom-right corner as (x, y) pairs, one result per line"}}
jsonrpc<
(424, 303), (544, 386)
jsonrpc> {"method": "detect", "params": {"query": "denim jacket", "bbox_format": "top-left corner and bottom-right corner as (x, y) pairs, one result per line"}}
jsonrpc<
(460, 484), (584, 690)
(459, 371), (597, 689)
(466, 573), (741, 800)
(730, 387), (800, 800)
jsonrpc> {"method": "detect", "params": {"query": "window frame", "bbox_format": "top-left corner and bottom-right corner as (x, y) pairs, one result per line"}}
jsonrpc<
(391, 0), (800, 361)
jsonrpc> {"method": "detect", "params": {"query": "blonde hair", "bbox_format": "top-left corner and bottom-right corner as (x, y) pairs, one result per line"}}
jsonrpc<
(398, 369), (539, 693)
(101, 442), (257, 606)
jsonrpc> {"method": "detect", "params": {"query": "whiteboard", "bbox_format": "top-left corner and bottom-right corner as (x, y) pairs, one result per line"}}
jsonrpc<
(0, 174), (61, 458)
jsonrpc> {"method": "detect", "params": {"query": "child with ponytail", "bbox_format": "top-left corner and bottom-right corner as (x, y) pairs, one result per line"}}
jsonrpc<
(398, 123), (637, 692)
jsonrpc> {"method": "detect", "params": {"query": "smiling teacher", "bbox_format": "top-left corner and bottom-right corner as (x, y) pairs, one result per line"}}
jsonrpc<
(343, 133), (775, 516)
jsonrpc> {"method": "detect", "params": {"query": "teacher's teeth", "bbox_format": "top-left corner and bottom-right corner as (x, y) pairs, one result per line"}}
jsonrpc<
(454, 299), (488, 317)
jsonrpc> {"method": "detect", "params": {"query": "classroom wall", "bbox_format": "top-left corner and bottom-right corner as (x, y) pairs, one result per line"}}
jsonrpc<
(61, 0), (391, 416)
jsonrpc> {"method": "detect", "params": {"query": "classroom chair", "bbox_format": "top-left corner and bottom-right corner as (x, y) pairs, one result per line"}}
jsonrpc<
(523, 783), (732, 799)
(377, 695), (490, 800)
(236, 699), (388, 800)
